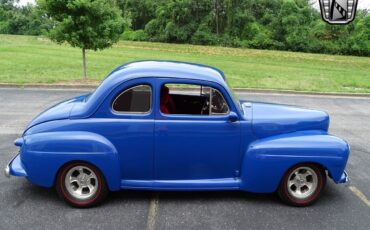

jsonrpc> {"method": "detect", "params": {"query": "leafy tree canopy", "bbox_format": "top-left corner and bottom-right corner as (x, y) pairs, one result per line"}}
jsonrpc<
(1, 0), (369, 56)
(38, 0), (124, 50)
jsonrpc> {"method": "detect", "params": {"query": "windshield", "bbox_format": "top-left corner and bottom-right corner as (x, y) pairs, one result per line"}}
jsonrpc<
(226, 79), (242, 113)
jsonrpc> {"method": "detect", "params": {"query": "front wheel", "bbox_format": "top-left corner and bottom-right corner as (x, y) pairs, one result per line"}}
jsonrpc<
(56, 162), (108, 208)
(278, 163), (326, 207)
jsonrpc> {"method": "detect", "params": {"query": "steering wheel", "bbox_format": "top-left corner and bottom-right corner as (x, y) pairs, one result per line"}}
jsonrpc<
(201, 99), (209, 115)
(216, 102), (228, 113)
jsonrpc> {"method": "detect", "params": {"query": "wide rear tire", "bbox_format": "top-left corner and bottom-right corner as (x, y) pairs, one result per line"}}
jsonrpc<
(278, 163), (326, 207)
(56, 162), (108, 208)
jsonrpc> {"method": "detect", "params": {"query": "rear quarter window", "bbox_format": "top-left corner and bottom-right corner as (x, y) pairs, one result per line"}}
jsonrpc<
(112, 84), (152, 113)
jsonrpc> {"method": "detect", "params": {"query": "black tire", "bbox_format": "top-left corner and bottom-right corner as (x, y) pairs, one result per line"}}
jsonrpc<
(278, 163), (326, 207)
(56, 162), (108, 208)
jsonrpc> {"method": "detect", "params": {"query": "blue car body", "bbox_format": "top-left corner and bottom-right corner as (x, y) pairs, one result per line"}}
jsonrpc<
(6, 61), (350, 193)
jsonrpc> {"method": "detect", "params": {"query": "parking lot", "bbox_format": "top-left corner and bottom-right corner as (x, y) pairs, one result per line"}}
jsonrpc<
(0, 88), (369, 230)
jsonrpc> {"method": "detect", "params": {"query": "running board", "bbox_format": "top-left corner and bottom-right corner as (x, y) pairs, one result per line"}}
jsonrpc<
(120, 178), (241, 191)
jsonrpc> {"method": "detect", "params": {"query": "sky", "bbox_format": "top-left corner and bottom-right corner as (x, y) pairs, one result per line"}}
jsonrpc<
(17, 0), (370, 9)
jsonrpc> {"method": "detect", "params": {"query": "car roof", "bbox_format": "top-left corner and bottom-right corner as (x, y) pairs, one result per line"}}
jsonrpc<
(72, 61), (230, 119)
(106, 60), (227, 85)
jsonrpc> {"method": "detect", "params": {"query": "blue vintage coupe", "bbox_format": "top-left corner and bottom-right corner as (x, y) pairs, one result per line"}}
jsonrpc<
(5, 61), (349, 207)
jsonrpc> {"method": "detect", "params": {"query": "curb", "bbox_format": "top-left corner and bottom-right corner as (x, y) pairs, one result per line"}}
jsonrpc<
(0, 83), (96, 90)
(233, 88), (370, 98)
(1, 83), (370, 98)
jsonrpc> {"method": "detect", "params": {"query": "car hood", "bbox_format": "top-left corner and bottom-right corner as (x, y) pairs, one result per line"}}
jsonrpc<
(24, 94), (90, 133)
(248, 102), (329, 138)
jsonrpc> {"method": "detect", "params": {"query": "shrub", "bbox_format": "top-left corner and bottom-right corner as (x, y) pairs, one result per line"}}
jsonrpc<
(122, 30), (149, 41)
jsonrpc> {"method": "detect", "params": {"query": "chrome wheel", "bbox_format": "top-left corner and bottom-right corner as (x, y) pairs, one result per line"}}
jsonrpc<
(64, 166), (98, 200)
(287, 166), (318, 200)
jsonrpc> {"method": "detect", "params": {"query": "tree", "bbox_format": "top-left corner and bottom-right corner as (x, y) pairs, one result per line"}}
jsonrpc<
(1, 0), (368, 57)
(145, 0), (200, 43)
(272, 0), (313, 52)
(38, 0), (124, 80)
(117, 0), (156, 30)
(0, 0), (17, 33)
(348, 13), (370, 56)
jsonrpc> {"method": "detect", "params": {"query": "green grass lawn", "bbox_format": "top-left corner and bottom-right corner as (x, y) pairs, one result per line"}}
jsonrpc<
(0, 34), (369, 93)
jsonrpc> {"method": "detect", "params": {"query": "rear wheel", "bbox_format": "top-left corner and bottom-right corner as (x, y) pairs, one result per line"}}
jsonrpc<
(56, 162), (108, 208)
(278, 163), (326, 207)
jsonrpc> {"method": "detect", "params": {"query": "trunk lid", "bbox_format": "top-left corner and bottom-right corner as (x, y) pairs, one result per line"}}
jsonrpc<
(24, 94), (90, 132)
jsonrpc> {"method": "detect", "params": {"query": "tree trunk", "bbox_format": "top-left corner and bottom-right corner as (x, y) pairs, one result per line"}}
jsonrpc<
(215, 0), (219, 35)
(82, 48), (87, 80)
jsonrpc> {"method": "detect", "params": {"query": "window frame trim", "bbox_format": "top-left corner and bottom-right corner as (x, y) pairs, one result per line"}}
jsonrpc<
(160, 83), (231, 117)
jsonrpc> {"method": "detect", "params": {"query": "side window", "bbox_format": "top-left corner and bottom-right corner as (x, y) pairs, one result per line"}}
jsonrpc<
(160, 83), (229, 115)
(210, 88), (230, 115)
(113, 84), (152, 113)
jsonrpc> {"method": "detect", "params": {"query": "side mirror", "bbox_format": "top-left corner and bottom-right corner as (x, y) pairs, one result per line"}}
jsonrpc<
(228, 112), (238, 122)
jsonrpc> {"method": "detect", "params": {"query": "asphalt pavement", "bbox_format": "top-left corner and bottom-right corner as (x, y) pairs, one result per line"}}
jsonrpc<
(0, 88), (369, 230)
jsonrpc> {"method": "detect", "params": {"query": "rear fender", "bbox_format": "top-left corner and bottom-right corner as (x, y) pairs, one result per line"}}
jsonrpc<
(22, 131), (120, 191)
(239, 131), (349, 193)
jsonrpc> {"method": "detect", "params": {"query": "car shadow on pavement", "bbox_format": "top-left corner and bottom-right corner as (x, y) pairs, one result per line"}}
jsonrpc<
(6, 177), (345, 209)
(107, 189), (280, 206)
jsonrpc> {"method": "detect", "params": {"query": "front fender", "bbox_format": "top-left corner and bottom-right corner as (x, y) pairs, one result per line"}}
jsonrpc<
(239, 130), (349, 193)
(21, 131), (120, 191)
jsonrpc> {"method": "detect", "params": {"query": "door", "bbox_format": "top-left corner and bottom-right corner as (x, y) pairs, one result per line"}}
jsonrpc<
(154, 80), (241, 181)
(94, 79), (155, 181)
